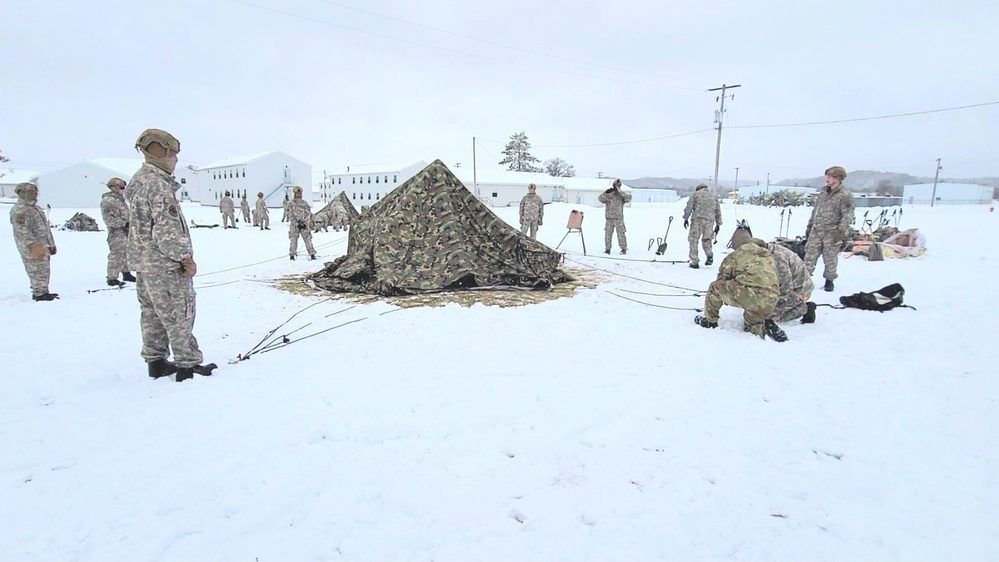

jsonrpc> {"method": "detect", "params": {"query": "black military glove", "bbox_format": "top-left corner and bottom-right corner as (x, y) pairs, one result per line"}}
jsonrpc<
(683, 219), (689, 229)
(297, 221), (307, 230)
(713, 224), (720, 235)
(604, 188), (615, 194)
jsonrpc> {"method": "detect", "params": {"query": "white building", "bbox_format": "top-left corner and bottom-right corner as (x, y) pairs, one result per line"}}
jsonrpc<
(629, 188), (680, 203)
(29, 158), (198, 208)
(902, 183), (994, 205)
(0, 170), (40, 198)
(318, 161), (428, 207)
(455, 170), (634, 208)
(198, 151), (312, 208)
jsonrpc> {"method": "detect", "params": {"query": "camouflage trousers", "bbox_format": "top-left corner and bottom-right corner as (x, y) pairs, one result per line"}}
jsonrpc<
(332, 214), (348, 231)
(252, 210), (259, 227)
(259, 213), (270, 229)
(687, 218), (715, 265)
(604, 218), (628, 251)
(772, 294), (808, 323)
(702, 279), (777, 337)
(17, 246), (50, 296)
(290, 227), (316, 257)
(521, 219), (539, 239)
(136, 271), (204, 368)
(222, 211), (236, 228)
(804, 231), (841, 280)
(106, 228), (128, 280)
(241, 208), (251, 223)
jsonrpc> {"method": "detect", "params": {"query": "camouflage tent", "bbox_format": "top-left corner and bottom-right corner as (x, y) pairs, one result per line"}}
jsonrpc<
(314, 191), (360, 224)
(309, 160), (571, 295)
(61, 212), (100, 232)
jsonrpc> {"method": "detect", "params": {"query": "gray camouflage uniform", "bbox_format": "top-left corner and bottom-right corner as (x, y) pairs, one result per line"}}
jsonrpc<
(256, 196), (270, 229)
(683, 188), (722, 265)
(127, 162), (204, 368)
(768, 242), (814, 322)
(804, 184), (855, 280)
(100, 187), (130, 281)
(598, 185), (632, 252)
(10, 184), (56, 297)
(519, 191), (544, 239)
(281, 196), (291, 222)
(219, 195), (236, 228)
(330, 201), (348, 231)
(287, 195), (317, 258)
(240, 197), (251, 223)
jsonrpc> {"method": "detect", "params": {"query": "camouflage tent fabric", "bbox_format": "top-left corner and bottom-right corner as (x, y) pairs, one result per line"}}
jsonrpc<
(314, 191), (360, 224)
(309, 160), (571, 295)
(61, 212), (101, 232)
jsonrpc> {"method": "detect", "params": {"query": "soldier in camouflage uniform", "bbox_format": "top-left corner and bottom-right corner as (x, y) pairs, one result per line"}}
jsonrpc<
(682, 183), (722, 268)
(695, 228), (785, 341)
(127, 129), (215, 382)
(255, 192), (270, 230)
(598, 179), (632, 254)
(330, 200), (348, 231)
(10, 182), (59, 301)
(804, 166), (855, 292)
(287, 186), (317, 260)
(219, 191), (236, 229)
(240, 194), (251, 224)
(281, 194), (291, 223)
(100, 177), (135, 286)
(518, 183), (544, 239)
(768, 241), (815, 324)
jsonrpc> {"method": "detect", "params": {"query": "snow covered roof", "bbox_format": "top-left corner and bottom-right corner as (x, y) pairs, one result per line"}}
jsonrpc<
(329, 161), (427, 175)
(198, 151), (277, 170)
(90, 157), (145, 177)
(562, 177), (633, 191)
(0, 169), (40, 185)
(456, 169), (558, 186)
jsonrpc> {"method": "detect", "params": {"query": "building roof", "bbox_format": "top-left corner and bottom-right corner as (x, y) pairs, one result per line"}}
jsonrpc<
(328, 161), (428, 175)
(0, 169), (40, 185)
(198, 151), (277, 170)
(456, 168), (556, 186)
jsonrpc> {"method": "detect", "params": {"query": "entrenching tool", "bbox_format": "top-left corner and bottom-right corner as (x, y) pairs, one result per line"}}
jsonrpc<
(785, 207), (793, 237)
(652, 216), (674, 255)
(779, 208), (786, 237)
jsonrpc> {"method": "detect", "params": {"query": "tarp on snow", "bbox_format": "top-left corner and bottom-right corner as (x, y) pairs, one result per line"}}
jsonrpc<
(308, 160), (571, 295)
(61, 212), (100, 232)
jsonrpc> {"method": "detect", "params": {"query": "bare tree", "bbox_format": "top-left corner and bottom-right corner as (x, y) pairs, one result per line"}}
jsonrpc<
(0, 149), (8, 180)
(498, 132), (542, 172)
(544, 157), (576, 177)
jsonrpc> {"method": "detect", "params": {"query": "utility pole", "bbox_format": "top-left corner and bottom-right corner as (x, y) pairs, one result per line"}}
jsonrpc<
(766, 172), (770, 195)
(708, 83), (741, 192)
(597, 171), (604, 178)
(472, 137), (479, 198)
(930, 158), (942, 207)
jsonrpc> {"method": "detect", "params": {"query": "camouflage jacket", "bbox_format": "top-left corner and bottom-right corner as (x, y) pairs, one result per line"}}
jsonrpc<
(807, 185), (855, 236)
(125, 163), (193, 273)
(287, 199), (313, 229)
(100, 191), (129, 230)
(256, 197), (269, 216)
(717, 239), (779, 297)
(519, 193), (544, 222)
(220, 196), (235, 214)
(768, 242), (814, 299)
(683, 189), (722, 224)
(331, 202), (347, 221)
(283, 199), (291, 212)
(10, 196), (55, 251)
(597, 189), (632, 219)
(240, 198), (250, 213)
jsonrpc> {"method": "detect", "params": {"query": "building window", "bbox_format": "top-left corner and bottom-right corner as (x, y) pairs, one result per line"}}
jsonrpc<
(368, 193), (371, 200)
(376, 193), (380, 200)
(492, 192), (498, 198)
(375, 176), (379, 183)
(352, 193), (356, 199)
(384, 176), (388, 183)
(393, 175), (397, 182)
(338, 178), (341, 184)
(180, 178), (186, 184)
(242, 170), (246, 177)
(352, 177), (356, 184)
(367, 177), (371, 184)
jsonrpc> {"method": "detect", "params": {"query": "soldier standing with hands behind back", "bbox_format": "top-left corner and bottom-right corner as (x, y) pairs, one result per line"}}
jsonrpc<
(256, 192), (270, 230)
(10, 182), (58, 301)
(804, 166), (855, 292)
(101, 177), (135, 286)
(519, 183), (544, 239)
(127, 128), (215, 382)
(219, 191), (236, 229)
(287, 186), (317, 260)
(682, 183), (722, 268)
(598, 179), (632, 254)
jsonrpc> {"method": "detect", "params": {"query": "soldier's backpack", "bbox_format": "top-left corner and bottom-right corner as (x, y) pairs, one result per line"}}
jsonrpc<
(838, 283), (913, 312)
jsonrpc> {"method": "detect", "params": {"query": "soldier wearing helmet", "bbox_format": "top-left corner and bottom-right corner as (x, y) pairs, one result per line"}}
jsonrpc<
(219, 190), (236, 229)
(100, 177), (135, 286)
(287, 185), (316, 260)
(804, 165), (856, 292)
(10, 182), (59, 301)
(255, 192), (270, 230)
(127, 128), (215, 382)
(239, 192), (251, 224)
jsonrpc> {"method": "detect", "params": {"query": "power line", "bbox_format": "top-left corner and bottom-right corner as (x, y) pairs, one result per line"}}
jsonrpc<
(728, 100), (999, 129)
(307, 0), (709, 87)
(227, 0), (661, 86)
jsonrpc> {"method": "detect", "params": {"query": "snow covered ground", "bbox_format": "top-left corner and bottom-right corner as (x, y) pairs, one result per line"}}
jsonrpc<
(1, 197), (996, 561)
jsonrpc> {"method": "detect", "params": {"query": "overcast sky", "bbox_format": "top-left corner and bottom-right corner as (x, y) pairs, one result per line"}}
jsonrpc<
(3, 0), (998, 184)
